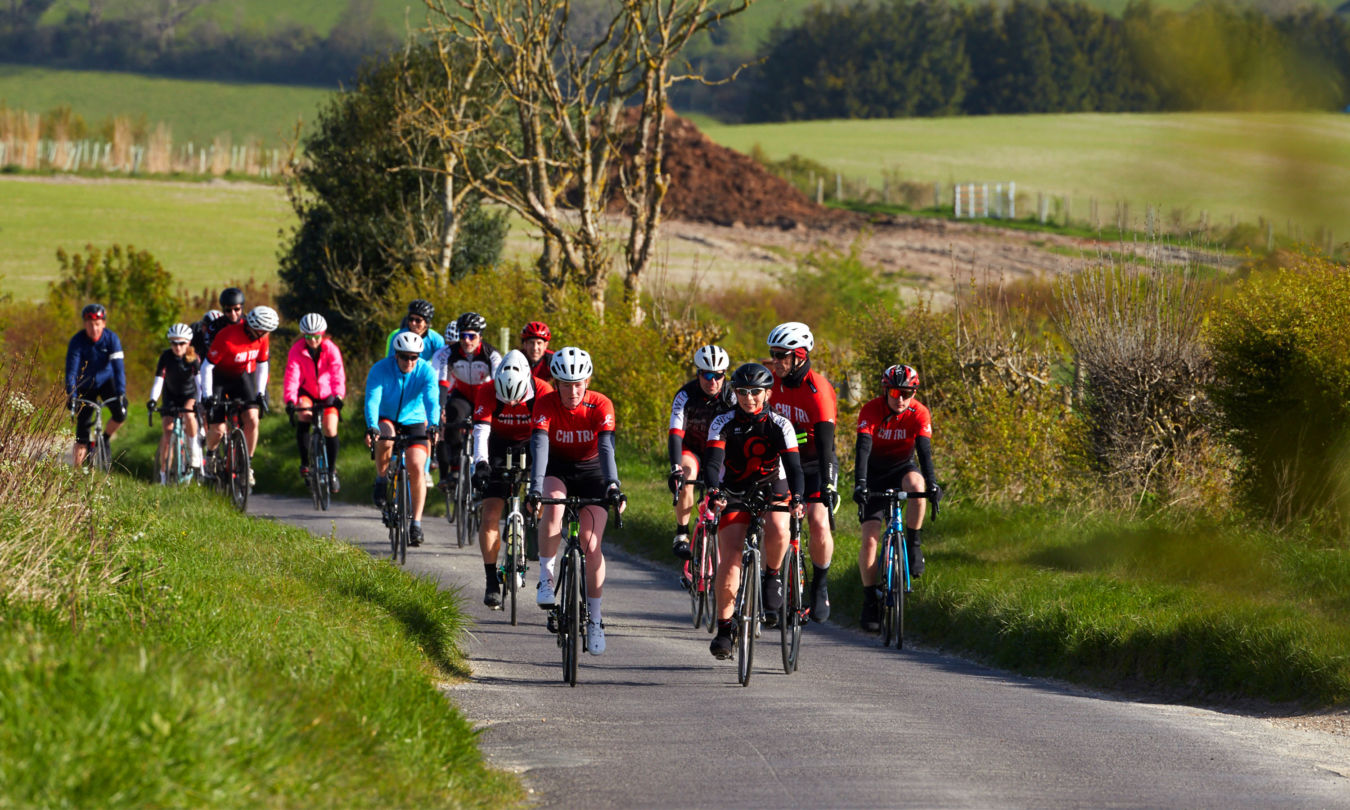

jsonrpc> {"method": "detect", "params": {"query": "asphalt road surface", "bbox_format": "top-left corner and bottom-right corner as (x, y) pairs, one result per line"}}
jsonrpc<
(253, 494), (1350, 809)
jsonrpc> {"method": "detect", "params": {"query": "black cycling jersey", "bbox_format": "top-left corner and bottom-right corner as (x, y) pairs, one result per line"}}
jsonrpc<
(155, 349), (200, 401)
(667, 378), (734, 467)
(701, 408), (804, 497)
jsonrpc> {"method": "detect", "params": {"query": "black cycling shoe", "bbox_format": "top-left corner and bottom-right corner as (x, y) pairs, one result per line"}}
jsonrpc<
(409, 524), (424, 547)
(710, 624), (734, 659)
(372, 481), (386, 510)
(860, 588), (881, 633)
(484, 585), (503, 609)
(809, 577), (831, 623)
(762, 572), (783, 628)
(671, 535), (692, 561)
(908, 542), (925, 578)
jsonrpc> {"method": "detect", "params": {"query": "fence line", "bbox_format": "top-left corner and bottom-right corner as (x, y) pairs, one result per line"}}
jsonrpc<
(0, 136), (286, 178)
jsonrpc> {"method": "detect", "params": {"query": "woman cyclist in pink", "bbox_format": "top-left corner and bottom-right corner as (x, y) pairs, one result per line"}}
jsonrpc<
(283, 313), (347, 494)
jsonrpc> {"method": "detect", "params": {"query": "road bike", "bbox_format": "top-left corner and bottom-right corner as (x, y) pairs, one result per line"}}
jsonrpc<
(149, 403), (194, 485)
(539, 494), (624, 686)
(71, 396), (111, 472)
(780, 511), (806, 674)
(290, 406), (331, 512)
(675, 480), (718, 631)
(859, 488), (934, 650)
(445, 418), (480, 548)
(495, 450), (531, 626)
(373, 432), (416, 565)
(719, 489), (794, 687)
(209, 398), (253, 512)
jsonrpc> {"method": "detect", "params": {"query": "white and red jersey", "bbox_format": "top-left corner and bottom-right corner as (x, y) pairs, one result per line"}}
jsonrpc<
(473, 376), (553, 444)
(770, 368), (836, 462)
(531, 389), (616, 463)
(856, 396), (932, 470)
(206, 322), (270, 378)
(435, 343), (501, 399)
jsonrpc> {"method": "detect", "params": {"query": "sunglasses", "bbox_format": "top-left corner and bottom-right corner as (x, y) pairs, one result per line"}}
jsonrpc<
(699, 371), (725, 381)
(769, 349), (794, 361)
(225, 306), (243, 312)
(734, 387), (766, 397)
(170, 340), (188, 346)
(460, 331), (479, 340)
(406, 316), (426, 324)
(396, 352), (419, 362)
(303, 333), (324, 340)
(887, 387), (916, 398)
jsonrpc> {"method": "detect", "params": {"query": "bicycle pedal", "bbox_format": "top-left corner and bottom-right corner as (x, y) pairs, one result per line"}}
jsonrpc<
(546, 613), (559, 634)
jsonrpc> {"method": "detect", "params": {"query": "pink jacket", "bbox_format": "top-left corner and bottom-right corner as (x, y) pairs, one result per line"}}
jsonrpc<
(283, 337), (346, 403)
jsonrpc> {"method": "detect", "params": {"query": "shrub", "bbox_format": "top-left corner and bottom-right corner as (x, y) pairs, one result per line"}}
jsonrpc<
(1207, 252), (1350, 529)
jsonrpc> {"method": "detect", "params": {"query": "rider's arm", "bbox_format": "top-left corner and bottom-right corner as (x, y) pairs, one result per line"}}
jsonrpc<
(700, 444), (724, 490)
(200, 358), (215, 397)
(529, 428), (550, 493)
(109, 332), (127, 395)
(330, 342), (347, 401)
(363, 364), (383, 429)
(64, 336), (80, 398)
(915, 436), (937, 489)
(421, 363), (441, 427)
(667, 389), (687, 469)
(815, 420), (837, 492)
(282, 343), (301, 404)
(854, 433), (873, 481)
(598, 430), (619, 486)
(471, 422), (490, 466)
(149, 374), (165, 404)
(783, 449), (805, 500)
(254, 360), (269, 393)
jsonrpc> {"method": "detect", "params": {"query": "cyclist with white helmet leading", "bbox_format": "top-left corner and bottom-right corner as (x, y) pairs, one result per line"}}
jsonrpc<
(470, 349), (554, 607)
(432, 311), (501, 493)
(148, 323), (201, 481)
(283, 313), (347, 494)
(854, 364), (942, 631)
(527, 347), (625, 655)
(766, 321), (839, 622)
(667, 344), (733, 561)
(201, 304), (278, 487)
(65, 303), (127, 467)
(365, 331), (441, 547)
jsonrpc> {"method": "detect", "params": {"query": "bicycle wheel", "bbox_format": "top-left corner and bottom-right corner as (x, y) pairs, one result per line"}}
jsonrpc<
(228, 429), (249, 512)
(880, 534), (896, 647)
(560, 547), (582, 686)
(454, 471), (470, 548)
(505, 513), (524, 626)
(386, 473), (400, 560)
(704, 525), (719, 633)
(893, 537), (907, 650)
(172, 423), (189, 484)
(781, 545), (804, 674)
(397, 468), (411, 565)
(736, 547), (759, 687)
(311, 431), (330, 511)
(94, 427), (111, 472)
(688, 525), (705, 628)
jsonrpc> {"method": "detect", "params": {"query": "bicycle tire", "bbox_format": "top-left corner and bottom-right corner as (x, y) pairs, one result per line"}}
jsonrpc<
(893, 536), (906, 650)
(455, 470), (470, 548)
(880, 532), (896, 647)
(736, 547), (759, 687)
(689, 525), (705, 628)
(313, 430), (331, 511)
(505, 513), (524, 626)
(94, 427), (111, 472)
(561, 547), (582, 686)
(229, 429), (249, 512)
(386, 471), (400, 560)
(172, 421), (189, 484)
(704, 524), (719, 633)
(397, 466), (410, 565)
(782, 545), (803, 674)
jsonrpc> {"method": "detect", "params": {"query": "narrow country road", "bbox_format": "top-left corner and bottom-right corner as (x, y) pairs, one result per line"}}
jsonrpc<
(252, 495), (1350, 809)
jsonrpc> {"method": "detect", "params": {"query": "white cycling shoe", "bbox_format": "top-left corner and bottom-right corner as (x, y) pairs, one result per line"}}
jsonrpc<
(536, 579), (555, 608)
(586, 621), (605, 655)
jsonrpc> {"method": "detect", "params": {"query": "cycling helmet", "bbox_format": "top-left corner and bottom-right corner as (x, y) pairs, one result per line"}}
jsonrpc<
(494, 350), (533, 403)
(882, 364), (920, 391)
(457, 311), (487, 335)
(219, 287), (245, 308)
(166, 322), (194, 342)
(521, 321), (552, 342)
(81, 303), (106, 321)
(392, 331), (424, 355)
(299, 313), (327, 335)
(729, 362), (774, 389)
(693, 344), (730, 373)
(550, 346), (593, 383)
(203, 309), (223, 322)
(767, 321), (814, 353)
(407, 299), (435, 321)
(245, 305), (279, 333)
(443, 320), (459, 343)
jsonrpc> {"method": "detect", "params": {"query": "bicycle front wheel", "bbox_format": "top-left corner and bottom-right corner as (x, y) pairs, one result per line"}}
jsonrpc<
(736, 548), (759, 687)
(94, 428), (111, 472)
(228, 429), (249, 512)
(172, 423), (189, 484)
(397, 470), (411, 565)
(505, 513), (524, 626)
(454, 472), (470, 548)
(704, 525), (719, 633)
(781, 545), (804, 674)
(560, 548), (582, 686)
(312, 431), (331, 511)
(893, 537), (907, 650)
(689, 526), (705, 629)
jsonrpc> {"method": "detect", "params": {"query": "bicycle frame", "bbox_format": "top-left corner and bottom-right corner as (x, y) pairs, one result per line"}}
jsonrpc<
(497, 450), (530, 625)
(859, 488), (933, 650)
(71, 397), (110, 472)
(213, 398), (252, 512)
(374, 433), (415, 565)
(150, 404), (193, 485)
(538, 495), (623, 687)
(291, 406), (330, 511)
(717, 490), (793, 687)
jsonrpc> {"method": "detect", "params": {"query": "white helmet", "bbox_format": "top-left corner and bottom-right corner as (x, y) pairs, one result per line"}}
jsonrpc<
(299, 313), (327, 335)
(693, 344), (729, 373)
(392, 331), (424, 355)
(550, 346), (593, 383)
(444, 320), (459, 343)
(494, 350), (533, 403)
(166, 322), (193, 342)
(767, 321), (814, 352)
(245, 305), (279, 333)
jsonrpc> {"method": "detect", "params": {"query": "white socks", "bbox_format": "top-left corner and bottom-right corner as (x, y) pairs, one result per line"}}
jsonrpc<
(539, 555), (556, 583)
(587, 597), (602, 625)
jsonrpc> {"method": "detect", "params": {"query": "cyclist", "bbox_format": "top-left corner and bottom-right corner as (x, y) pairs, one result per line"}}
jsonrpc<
(147, 323), (201, 481)
(64, 303), (127, 467)
(527, 347), (625, 655)
(433, 311), (501, 492)
(766, 321), (839, 622)
(364, 331), (440, 547)
(189, 308), (224, 360)
(283, 313), (346, 494)
(470, 349), (553, 607)
(201, 305), (277, 487)
(384, 298), (445, 361)
(701, 362), (805, 659)
(853, 364), (941, 632)
(519, 320), (554, 379)
(667, 344), (733, 561)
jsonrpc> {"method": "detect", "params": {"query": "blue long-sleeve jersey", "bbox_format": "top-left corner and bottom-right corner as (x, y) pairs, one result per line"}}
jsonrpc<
(65, 329), (126, 396)
(384, 326), (445, 361)
(364, 356), (441, 428)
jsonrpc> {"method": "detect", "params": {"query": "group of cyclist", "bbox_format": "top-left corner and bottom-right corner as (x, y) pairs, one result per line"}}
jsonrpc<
(65, 293), (939, 661)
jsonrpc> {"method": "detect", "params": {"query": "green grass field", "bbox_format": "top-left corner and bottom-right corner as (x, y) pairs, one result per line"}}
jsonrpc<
(701, 112), (1350, 239)
(0, 177), (290, 301)
(0, 65), (331, 146)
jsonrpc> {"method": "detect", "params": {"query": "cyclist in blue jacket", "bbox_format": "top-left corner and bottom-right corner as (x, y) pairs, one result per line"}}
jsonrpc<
(365, 331), (441, 546)
(64, 303), (127, 467)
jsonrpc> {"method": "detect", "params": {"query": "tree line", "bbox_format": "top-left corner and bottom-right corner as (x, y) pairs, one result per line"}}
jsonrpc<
(742, 0), (1350, 121)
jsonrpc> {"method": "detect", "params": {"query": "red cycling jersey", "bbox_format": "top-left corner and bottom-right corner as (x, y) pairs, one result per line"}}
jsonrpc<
(531, 389), (616, 462)
(769, 368), (836, 462)
(856, 396), (932, 467)
(206, 322), (270, 377)
(473, 376), (554, 443)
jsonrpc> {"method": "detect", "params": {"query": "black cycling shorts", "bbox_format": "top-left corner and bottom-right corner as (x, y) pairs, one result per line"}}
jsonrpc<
(860, 462), (922, 524)
(802, 460), (831, 503)
(721, 479), (790, 527)
(544, 455), (608, 500)
(73, 382), (127, 443)
(159, 391), (196, 416)
(378, 419), (430, 449)
(210, 373), (259, 423)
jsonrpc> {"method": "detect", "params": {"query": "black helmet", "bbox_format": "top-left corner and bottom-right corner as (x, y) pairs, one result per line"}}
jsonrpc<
(81, 303), (107, 321)
(408, 299), (435, 321)
(729, 362), (773, 389)
(219, 287), (245, 308)
(457, 311), (487, 334)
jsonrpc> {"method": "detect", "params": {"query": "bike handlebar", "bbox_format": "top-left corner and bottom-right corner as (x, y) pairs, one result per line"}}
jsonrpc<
(535, 495), (625, 530)
(856, 488), (939, 522)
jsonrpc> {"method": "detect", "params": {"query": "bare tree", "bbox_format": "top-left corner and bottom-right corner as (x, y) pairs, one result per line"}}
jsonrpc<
(419, 0), (754, 321)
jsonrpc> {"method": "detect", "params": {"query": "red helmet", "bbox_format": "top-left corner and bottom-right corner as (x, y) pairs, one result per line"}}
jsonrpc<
(521, 321), (551, 342)
(882, 364), (920, 391)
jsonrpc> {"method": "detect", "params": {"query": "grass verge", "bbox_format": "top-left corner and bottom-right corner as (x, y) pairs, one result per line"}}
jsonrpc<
(0, 470), (520, 807)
